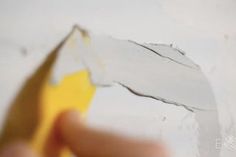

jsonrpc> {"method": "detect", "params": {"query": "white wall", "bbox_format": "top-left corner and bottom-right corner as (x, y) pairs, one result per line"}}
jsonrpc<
(0, 0), (235, 156)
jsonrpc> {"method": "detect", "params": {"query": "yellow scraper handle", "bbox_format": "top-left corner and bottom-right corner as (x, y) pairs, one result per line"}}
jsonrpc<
(32, 70), (95, 157)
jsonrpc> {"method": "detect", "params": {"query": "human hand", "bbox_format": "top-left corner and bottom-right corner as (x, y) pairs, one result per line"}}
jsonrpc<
(0, 111), (169, 157)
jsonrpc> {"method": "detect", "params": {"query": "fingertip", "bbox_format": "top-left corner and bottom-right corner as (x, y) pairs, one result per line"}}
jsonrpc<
(55, 110), (85, 143)
(144, 142), (171, 157)
(56, 110), (82, 130)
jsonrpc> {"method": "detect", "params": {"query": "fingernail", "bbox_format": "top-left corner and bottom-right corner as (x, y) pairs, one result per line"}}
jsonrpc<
(60, 110), (81, 124)
(56, 110), (84, 133)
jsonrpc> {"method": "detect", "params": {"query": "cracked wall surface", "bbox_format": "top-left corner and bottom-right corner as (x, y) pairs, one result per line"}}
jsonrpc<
(0, 0), (235, 157)
(0, 27), (221, 157)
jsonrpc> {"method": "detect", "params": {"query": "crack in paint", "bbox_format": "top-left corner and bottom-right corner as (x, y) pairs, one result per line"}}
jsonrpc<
(147, 43), (200, 68)
(148, 43), (186, 55)
(117, 82), (213, 112)
(129, 40), (197, 69)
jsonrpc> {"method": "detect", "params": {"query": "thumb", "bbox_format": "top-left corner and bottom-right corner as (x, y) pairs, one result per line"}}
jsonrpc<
(57, 111), (169, 157)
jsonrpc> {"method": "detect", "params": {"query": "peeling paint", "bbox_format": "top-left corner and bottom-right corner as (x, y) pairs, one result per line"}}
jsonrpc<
(129, 41), (197, 69)
(0, 26), (223, 157)
(52, 28), (221, 157)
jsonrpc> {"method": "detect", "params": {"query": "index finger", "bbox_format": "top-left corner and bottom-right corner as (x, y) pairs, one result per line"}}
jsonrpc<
(57, 111), (169, 157)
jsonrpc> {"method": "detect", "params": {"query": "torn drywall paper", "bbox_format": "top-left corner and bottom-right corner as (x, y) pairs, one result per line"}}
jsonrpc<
(64, 28), (216, 111)
(51, 27), (221, 157)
